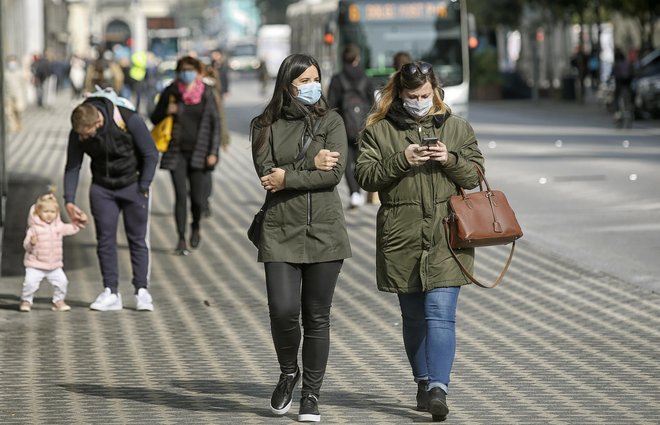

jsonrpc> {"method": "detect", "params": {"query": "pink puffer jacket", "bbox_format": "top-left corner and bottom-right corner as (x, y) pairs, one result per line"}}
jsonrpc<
(23, 205), (82, 270)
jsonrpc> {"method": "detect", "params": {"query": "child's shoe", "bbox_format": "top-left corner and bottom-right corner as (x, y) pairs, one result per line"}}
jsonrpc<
(51, 300), (71, 312)
(19, 300), (31, 312)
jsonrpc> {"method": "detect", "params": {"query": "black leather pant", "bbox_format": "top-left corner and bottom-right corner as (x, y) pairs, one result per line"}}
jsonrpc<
(265, 261), (343, 398)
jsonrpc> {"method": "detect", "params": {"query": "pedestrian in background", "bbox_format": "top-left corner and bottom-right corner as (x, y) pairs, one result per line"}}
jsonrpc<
(84, 49), (124, 94)
(3, 54), (27, 133)
(69, 54), (87, 99)
(327, 43), (374, 208)
(64, 90), (158, 311)
(250, 53), (351, 422)
(31, 50), (54, 108)
(355, 61), (484, 422)
(151, 55), (220, 255)
(19, 190), (86, 312)
(392, 51), (413, 72)
(211, 48), (231, 149)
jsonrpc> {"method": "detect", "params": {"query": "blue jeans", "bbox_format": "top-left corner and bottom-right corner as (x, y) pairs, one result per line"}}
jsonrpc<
(398, 286), (461, 394)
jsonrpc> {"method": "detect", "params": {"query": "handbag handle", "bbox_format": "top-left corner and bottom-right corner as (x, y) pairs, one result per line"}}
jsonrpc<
(457, 166), (488, 198)
(442, 217), (516, 289)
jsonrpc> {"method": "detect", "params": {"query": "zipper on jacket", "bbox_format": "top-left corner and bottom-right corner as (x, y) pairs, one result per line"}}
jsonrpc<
(307, 191), (311, 225)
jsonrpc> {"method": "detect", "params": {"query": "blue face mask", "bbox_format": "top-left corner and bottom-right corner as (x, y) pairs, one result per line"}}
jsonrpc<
(179, 70), (197, 84)
(293, 81), (322, 105)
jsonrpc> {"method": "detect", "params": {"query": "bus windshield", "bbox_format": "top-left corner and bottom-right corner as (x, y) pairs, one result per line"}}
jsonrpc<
(339, 1), (464, 87)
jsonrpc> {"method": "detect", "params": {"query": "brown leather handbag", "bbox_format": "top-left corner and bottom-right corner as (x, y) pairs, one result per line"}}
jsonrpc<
(443, 166), (523, 288)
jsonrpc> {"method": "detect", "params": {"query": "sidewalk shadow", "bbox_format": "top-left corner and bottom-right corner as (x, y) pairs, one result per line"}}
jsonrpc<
(60, 380), (426, 421)
(59, 382), (266, 416)
(172, 380), (424, 421)
(1, 173), (94, 278)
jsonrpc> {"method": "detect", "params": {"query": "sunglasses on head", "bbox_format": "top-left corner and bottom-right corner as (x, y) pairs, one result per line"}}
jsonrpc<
(401, 61), (433, 76)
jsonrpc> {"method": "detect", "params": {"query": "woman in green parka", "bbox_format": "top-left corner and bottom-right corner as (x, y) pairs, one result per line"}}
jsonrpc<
(355, 61), (484, 422)
(250, 54), (351, 422)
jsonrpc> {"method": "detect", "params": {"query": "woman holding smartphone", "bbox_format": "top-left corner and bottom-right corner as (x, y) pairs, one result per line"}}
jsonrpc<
(355, 61), (484, 422)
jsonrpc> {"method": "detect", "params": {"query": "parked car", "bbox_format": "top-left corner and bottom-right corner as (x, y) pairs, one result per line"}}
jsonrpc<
(633, 49), (660, 119)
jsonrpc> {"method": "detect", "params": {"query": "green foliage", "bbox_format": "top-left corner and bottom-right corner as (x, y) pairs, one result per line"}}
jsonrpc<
(470, 49), (503, 86)
(467, 0), (523, 31)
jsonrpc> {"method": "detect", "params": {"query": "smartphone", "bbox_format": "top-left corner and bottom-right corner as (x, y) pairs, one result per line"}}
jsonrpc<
(421, 137), (439, 145)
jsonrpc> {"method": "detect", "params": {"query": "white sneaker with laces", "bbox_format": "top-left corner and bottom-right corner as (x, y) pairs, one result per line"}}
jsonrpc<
(90, 288), (123, 311)
(350, 192), (365, 208)
(135, 288), (154, 311)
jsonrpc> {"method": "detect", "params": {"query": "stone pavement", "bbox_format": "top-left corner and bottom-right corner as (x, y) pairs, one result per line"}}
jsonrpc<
(1, 94), (659, 424)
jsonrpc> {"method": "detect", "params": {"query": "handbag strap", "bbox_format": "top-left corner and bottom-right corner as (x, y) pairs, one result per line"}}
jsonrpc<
(442, 218), (516, 289)
(260, 119), (321, 210)
(295, 119), (321, 162)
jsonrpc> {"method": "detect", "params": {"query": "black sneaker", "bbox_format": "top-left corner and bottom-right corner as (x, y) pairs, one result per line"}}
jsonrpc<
(270, 368), (300, 415)
(416, 380), (429, 411)
(298, 394), (320, 422)
(190, 230), (201, 249)
(428, 387), (449, 422)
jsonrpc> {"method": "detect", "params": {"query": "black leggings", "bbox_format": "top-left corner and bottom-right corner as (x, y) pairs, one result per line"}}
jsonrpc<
(170, 151), (208, 239)
(265, 261), (343, 398)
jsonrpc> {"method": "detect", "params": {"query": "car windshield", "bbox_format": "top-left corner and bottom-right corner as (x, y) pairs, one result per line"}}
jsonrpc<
(232, 45), (257, 57)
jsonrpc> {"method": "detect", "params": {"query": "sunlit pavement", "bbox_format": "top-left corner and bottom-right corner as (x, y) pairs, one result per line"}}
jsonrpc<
(1, 91), (659, 424)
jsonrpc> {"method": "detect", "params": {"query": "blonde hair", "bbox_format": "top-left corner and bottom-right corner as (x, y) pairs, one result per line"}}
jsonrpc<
(34, 186), (59, 216)
(366, 67), (450, 127)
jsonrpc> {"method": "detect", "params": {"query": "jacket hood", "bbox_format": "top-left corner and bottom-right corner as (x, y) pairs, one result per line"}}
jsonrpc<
(385, 99), (449, 130)
(27, 204), (62, 227)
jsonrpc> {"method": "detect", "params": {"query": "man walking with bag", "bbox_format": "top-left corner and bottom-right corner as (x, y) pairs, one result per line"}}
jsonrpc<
(327, 44), (374, 208)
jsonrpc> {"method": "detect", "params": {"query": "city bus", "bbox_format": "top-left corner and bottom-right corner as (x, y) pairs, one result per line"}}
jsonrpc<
(287, 0), (470, 118)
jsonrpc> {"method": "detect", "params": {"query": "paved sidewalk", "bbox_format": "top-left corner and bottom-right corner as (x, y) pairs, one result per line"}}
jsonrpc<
(1, 94), (659, 424)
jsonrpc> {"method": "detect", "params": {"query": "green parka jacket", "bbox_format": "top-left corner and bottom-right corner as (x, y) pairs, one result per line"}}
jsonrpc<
(355, 102), (484, 293)
(251, 106), (352, 263)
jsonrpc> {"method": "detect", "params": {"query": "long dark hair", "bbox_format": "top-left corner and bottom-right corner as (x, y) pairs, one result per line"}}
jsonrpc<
(251, 54), (329, 153)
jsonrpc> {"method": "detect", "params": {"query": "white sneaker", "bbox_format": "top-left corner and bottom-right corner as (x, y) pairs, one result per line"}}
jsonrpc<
(135, 288), (154, 311)
(350, 192), (365, 208)
(90, 288), (123, 311)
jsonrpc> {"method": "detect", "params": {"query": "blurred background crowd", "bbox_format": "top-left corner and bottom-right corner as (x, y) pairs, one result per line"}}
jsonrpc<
(1, 0), (658, 131)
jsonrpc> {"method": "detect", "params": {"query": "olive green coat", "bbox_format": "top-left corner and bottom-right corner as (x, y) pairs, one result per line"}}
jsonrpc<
(251, 107), (352, 263)
(355, 105), (484, 293)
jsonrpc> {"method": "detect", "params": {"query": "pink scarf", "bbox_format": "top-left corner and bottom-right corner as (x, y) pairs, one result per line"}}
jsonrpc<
(177, 78), (204, 105)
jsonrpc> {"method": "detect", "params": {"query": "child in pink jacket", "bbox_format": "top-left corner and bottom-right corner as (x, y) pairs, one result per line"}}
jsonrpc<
(19, 192), (86, 312)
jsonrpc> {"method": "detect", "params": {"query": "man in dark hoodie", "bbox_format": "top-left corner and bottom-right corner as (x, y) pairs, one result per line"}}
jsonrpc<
(327, 44), (375, 208)
(64, 96), (159, 312)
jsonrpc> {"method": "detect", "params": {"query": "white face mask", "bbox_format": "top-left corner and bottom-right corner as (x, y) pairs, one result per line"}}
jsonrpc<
(403, 97), (433, 118)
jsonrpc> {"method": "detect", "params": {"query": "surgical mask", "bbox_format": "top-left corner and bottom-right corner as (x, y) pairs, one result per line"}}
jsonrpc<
(293, 81), (322, 105)
(179, 70), (198, 84)
(7, 61), (18, 71)
(403, 97), (433, 118)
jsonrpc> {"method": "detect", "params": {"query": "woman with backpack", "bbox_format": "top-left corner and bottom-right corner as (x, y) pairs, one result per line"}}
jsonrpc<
(327, 44), (375, 208)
